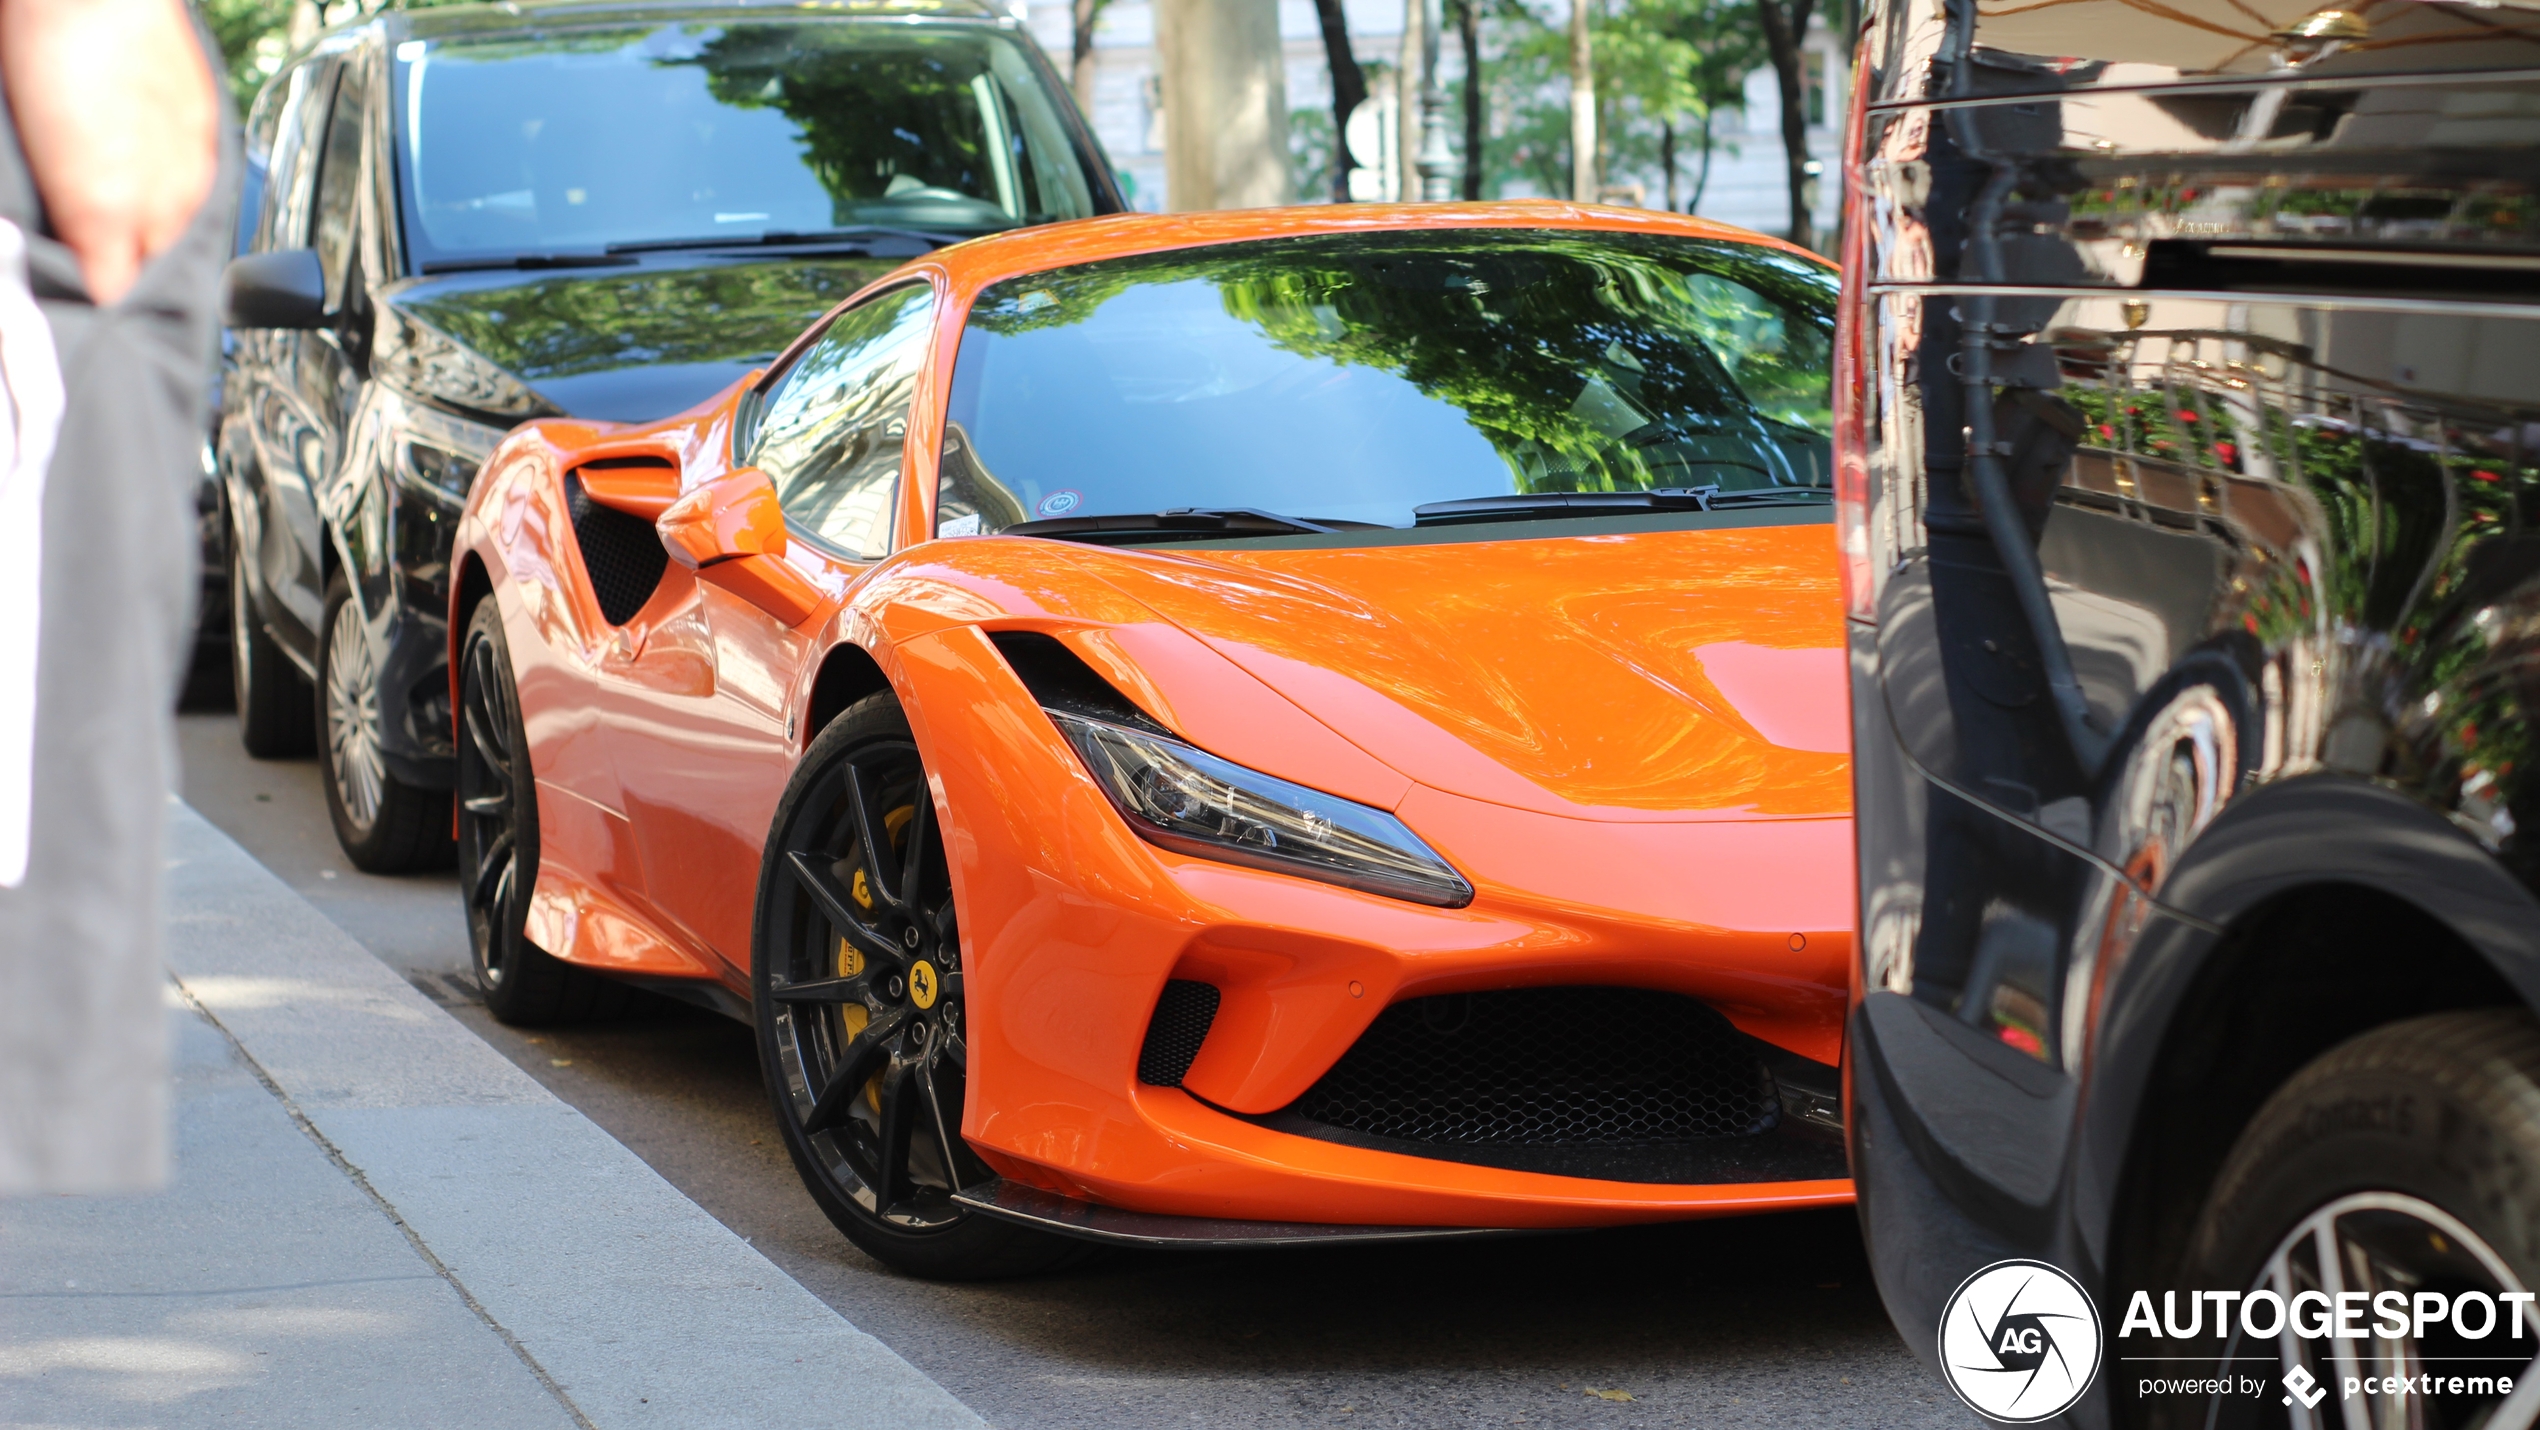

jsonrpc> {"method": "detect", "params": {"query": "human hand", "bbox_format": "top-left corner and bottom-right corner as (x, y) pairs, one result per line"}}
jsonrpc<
(2, 0), (219, 306)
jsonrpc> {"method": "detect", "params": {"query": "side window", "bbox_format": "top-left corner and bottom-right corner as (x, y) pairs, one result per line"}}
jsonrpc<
(259, 60), (337, 254)
(311, 59), (371, 309)
(238, 80), (287, 258)
(750, 284), (936, 562)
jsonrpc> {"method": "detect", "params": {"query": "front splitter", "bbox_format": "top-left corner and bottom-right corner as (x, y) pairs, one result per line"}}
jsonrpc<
(950, 1178), (1545, 1250)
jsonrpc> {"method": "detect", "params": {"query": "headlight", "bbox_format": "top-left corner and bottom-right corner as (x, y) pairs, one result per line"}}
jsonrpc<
(1048, 709), (1472, 908)
(372, 305), (552, 420)
(394, 439), (481, 501)
(373, 387), (507, 508)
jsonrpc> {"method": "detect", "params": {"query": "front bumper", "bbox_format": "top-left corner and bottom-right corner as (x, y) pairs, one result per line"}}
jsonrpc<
(903, 623), (1858, 1228)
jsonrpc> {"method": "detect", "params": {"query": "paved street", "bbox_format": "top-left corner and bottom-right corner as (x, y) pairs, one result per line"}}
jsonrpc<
(175, 708), (1971, 1430)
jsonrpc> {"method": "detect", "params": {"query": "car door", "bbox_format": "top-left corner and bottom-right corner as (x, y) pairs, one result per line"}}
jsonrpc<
(609, 281), (939, 973)
(293, 50), (375, 610)
(233, 56), (339, 658)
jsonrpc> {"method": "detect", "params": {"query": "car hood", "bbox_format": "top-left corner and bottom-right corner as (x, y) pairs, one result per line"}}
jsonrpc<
(388, 256), (895, 423)
(1081, 515), (1851, 821)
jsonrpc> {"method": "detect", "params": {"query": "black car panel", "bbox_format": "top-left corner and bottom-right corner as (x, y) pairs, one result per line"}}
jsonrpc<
(1847, 2), (2540, 1423)
(388, 258), (887, 420)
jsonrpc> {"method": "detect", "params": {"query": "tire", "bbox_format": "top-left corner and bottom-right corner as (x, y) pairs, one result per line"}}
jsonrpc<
(231, 532), (313, 757)
(2174, 1010), (2540, 1430)
(319, 573), (453, 873)
(456, 597), (628, 1026)
(753, 692), (1088, 1280)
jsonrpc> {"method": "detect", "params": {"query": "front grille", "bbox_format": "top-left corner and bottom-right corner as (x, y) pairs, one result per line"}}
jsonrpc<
(564, 471), (669, 626)
(1137, 980), (1221, 1086)
(1289, 987), (1776, 1145)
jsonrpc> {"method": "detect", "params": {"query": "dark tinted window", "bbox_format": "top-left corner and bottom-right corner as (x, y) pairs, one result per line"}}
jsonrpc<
(751, 283), (935, 560)
(391, 23), (1102, 269)
(257, 60), (337, 253)
(311, 61), (367, 307)
(936, 232), (1837, 534)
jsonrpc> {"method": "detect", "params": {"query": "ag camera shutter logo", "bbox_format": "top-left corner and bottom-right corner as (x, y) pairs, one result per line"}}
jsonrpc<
(1939, 1259), (2103, 1422)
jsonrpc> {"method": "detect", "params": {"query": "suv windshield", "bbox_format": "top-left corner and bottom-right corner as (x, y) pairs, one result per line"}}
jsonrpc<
(392, 21), (1105, 268)
(935, 231), (1835, 537)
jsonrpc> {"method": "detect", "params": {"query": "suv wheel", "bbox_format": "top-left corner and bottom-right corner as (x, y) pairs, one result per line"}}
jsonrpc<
(230, 534), (313, 757)
(2181, 1010), (2540, 1428)
(318, 573), (451, 872)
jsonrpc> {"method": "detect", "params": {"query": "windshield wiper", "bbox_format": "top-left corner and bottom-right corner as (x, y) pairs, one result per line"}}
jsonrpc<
(1705, 486), (1834, 507)
(606, 226), (968, 257)
(1002, 508), (1372, 544)
(421, 252), (639, 274)
(1412, 486), (1830, 527)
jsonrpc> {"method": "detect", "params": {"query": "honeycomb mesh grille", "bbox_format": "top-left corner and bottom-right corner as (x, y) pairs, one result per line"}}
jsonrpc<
(1138, 981), (1221, 1087)
(565, 471), (669, 626)
(1291, 987), (1777, 1144)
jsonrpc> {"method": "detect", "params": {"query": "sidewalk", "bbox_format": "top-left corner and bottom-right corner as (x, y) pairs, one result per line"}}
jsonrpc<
(0, 803), (987, 1429)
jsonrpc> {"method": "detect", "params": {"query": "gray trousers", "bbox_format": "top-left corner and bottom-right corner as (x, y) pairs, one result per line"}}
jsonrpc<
(0, 89), (236, 1194)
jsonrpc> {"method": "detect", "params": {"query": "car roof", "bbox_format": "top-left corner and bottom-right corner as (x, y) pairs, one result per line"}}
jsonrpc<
(351, 0), (1007, 46)
(923, 201), (1833, 298)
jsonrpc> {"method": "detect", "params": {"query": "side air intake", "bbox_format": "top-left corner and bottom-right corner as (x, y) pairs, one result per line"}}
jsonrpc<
(1137, 980), (1221, 1086)
(564, 464), (670, 625)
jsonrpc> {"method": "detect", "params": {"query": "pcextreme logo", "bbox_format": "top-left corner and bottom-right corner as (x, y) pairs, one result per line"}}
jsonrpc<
(1939, 1260), (2104, 1423)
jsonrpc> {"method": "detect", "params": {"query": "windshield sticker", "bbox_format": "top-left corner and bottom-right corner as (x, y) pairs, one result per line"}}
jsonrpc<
(1036, 489), (1082, 517)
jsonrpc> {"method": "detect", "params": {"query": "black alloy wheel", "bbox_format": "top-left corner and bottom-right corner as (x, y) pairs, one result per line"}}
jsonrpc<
(456, 597), (626, 1025)
(318, 573), (453, 872)
(2175, 1009), (2540, 1430)
(754, 692), (1085, 1280)
(230, 529), (314, 757)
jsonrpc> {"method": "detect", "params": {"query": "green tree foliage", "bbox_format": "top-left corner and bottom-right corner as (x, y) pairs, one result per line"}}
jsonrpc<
(206, 0), (477, 108)
(1478, 0), (1760, 212)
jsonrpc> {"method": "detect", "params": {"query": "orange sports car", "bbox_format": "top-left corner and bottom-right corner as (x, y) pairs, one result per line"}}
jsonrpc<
(447, 202), (1854, 1278)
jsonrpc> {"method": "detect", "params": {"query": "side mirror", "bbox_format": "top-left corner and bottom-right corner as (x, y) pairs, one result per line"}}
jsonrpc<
(656, 467), (786, 569)
(655, 468), (824, 625)
(221, 249), (326, 329)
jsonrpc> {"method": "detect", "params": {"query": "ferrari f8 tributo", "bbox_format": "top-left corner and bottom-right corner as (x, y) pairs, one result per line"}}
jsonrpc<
(449, 203), (1855, 1276)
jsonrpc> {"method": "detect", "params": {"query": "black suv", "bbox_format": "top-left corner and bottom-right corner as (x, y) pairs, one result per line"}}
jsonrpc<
(220, 0), (1118, 869)
(1843, 2), (2540, 1425)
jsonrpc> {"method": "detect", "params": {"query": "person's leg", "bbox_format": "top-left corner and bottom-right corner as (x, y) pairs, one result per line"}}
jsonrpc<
(0, 47), (232, 1192)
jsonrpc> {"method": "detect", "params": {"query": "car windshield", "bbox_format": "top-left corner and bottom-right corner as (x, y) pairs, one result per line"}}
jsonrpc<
(392, 21), (1103, 269)
(934, 231), (1836, 536)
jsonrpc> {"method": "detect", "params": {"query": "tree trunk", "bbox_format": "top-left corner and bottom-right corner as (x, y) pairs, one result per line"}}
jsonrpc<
(1398, 0), (1423, 202)
(1456, 0), (1483, 200)
(1071, 0), (1104, 115)
(1756, 0), (1817, 250)
(1689, 108), (1715, 213)
(1661, 119), (1676, 213)
(1567, 0), (1594, 201)
(1155, 0), (1293, 210)
(1311, 0), (1367, 201)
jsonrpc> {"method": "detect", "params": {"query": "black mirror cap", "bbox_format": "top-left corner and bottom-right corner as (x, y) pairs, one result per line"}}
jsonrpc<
(221, 249), (326, 329)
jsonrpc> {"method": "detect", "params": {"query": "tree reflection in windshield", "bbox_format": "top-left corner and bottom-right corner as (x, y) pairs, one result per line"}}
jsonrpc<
(685, 25), (1095, 233)
(937, 231), (1837, 536)
(394, 21), (1101, 267)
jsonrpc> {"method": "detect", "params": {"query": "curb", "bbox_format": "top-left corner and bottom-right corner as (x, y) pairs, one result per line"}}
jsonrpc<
(163, 800), (987, 1430)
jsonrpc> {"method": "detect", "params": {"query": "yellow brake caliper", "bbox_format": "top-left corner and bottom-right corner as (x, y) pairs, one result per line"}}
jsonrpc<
(835, 803), (920, 1116)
